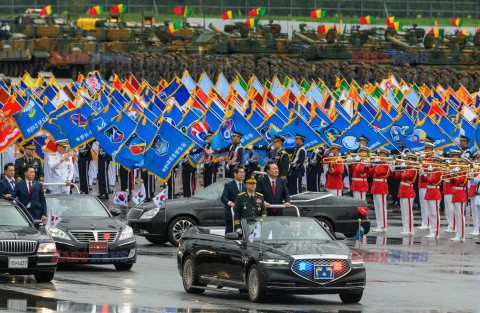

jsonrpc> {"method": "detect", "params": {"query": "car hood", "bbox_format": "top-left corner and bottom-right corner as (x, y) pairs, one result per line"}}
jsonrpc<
(55, 217), (127, 232)
(264, 240), (350, 258)
(0, 225), (51, 241)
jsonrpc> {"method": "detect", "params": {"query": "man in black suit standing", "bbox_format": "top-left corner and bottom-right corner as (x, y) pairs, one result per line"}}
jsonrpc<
(256, 162), (291, 216)
(11, 166), (47, 221)
(0, 163), (15, 199)
(221, 166), (245, 233)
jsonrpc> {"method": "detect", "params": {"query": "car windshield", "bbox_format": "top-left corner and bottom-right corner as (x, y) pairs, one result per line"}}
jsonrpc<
(46, 196), (110, 218)
(192, 180), (227, 200)
(0, 205), (30, 227)
(246, 219), (332, 242)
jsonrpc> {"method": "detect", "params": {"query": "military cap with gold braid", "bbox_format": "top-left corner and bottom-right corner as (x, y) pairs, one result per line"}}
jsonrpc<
(273, 135), (285, 143)
(55, 140), (69, 147)
(23, 141), (35, 150)
(245, 175), (257, 184)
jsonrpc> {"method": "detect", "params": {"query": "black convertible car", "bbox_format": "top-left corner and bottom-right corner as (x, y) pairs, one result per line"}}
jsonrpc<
(0, 200), (57, 282)
(128, 179), (370, 246)
(178, 217), (366, 303)
(44, 195), (137, 270)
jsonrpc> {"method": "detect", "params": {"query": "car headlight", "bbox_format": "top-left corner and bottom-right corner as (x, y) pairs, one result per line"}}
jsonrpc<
(119, 226), (134, 241)
(139, 208), (160, 220)
(259, 258), (290, 266)
(47, 227), (71, 240)
(38, 242), (57, 253)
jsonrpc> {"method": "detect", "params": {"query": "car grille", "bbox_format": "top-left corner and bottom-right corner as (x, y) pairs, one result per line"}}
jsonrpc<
(291, 258), (351, 284)
(0, 240), (37, 254)
(127, 208), (144, 220)
(69, 231), (118, 243)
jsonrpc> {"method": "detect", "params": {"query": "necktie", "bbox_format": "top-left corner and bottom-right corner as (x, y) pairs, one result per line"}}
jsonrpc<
(272, 180), (276, 197)
(238, 182), (242, 192)
(28, 182), (32, 197)
(250, 195), (254, 203)
(10, 181), (15, 189)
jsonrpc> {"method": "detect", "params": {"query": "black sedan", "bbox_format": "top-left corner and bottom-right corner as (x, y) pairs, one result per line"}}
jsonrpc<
(178, 217), (366, 303)
(128, 179), (370, 246)
(44, 195), (137, 270)
(0, 200), (57, 282)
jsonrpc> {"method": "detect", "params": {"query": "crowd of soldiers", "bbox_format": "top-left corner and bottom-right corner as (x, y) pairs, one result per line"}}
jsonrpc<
(91, 52), (480, 92)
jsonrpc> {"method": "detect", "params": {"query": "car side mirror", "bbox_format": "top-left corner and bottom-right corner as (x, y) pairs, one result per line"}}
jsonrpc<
(225, 232), (240, 240)
(110, 210), (121, 216)
(33, 220), (45, 229)
(334, 232), (346, 240)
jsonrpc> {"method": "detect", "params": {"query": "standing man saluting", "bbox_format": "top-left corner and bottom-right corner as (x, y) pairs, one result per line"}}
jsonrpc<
(11, 166), (47, 221)
(221, 166), (246, 233)
(256, 162), (291, 216)
(48, 140), (74, 195)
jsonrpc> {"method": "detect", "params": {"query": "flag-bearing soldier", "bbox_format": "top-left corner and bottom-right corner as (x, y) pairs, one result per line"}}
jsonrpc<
(285, 133), (307, 195)
(212, 130), (244, 179)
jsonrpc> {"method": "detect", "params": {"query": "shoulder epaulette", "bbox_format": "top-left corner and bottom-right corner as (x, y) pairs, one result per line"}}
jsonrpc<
(256, 192), (263, 196)
(238, 192), (246, 195)
(280, 150), (287, 154)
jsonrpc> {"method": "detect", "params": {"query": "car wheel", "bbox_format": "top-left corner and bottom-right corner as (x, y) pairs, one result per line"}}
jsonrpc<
(339, 291), (363, 303)
(114, 263), (133, 271)
(247, 264), (266, 302)
(145, 235), (168, 245)
(316, 217), (334, 234)
(168, 216), (197, 246)
(34, 271), (55, 283)
(182, 256), (205, 294)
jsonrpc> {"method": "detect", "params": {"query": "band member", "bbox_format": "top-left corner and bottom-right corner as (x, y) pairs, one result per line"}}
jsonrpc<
(459, 135), (472, 159)
(189, 130), (217, 187)
(285, 133), (306, 195)
(306, 147), (324, 192)
(392, 153), (418, 236)
(389, 141), (410, 208)
(450, 157), (470, 241)
(444, 150), (461, 232)
(417, 140), (435, 230)
(420, 155), (443, 239)
(349, 146), (370, 201)
(470, 154), (480, 236)
(369, 147), (391, 232)
(325, 144), (344, 196)
(212, 131), (244, 178)
(250, 135), (289, 180)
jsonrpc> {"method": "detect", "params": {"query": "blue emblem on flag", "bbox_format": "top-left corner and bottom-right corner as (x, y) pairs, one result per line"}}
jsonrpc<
(220, 119), (235, 141)
(104, 126), (124, 143)
(152, 134), (169, 157)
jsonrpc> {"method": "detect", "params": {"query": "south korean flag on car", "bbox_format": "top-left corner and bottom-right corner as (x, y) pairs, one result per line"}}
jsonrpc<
(113, 191), (129, 206)
(248, 221), (262, 243)
(132, 184), (146, 205)
(153, 187), (168, 207)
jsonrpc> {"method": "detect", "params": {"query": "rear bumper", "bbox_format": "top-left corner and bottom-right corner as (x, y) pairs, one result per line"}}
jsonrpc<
(53, 240), (137, 264)
(0, 254), (57, 274)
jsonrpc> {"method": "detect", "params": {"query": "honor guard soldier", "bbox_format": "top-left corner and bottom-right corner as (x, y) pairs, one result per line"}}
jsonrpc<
(392, 153), (418, 236)
(233, 175), (267, 231)
(325, 144), (344, 196)
(141, 170), (155, 202)
(306, 147), (324, 192)
(418, 140), (435, 230)
(420, 155), (444, 239)
(389, 141), (410, 208)
(180, 155), (196, 198)
(444, 149), (461, 232)
(369, 147), (391, 232)
(97, 146), (112, 199)
(250, 135), (289, 180)
(14, 141), (44, 183)
(77, 142), (93, 194)
(213, 131), (244, 178)
(189, 130), (217, 188)
(450, 156), (470, 241)
(285, 133), (307, 195)
(244, 150), (261, 179)
(47, 140), (75, 195)
(459, 135), (472, 159)
(349, 146), (370, 201)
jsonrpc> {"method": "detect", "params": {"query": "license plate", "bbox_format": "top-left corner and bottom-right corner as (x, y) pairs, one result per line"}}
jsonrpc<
(89, 242), (108, 254)
(314, 265), (334, 279)
(8, 257), (28, 269)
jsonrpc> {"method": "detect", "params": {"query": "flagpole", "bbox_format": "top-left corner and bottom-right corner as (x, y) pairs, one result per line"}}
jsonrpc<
(357, 218), (362, 249)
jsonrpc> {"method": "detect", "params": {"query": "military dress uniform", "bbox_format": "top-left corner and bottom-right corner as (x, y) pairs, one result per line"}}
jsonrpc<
(78, 142), (93, 194)
(392, 154), (418, 235)
(47, 144), (75, 195)
(97, 147), (112, 198)
(325, 144), (344, 196)
(306, 148), (323, 192)
(450, 159), (470, 241)
(251, 135), (289, 180)
(286, 134), (307, 195)
(189, 132), (217, 188)
(180, 156), (196, 198)
(14, 142), (44, 182)
(420, 157), (443, 239)
(369, 150), (391, 231)
(213, 131), (244, 178)
(233, 178), (267, 230)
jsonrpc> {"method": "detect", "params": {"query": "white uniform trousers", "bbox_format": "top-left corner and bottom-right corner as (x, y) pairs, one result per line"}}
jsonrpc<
(373, 194), (387, 229)
(400, 197), (415, 233)
(426, 199), (440, 237)
(472, 202), (480, 234)
(453, 202), (466, 239)
(327, 189), (343, 196)
(352, 191), (366, 200)
(418, 188), (429, 227)
(444, 194), (455, 231)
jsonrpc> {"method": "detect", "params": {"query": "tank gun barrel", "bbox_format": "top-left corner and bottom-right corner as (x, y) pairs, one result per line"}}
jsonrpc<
(293, 31), (315, 44)
(208, 23), (230, 37)
(386, 35), (410, 48)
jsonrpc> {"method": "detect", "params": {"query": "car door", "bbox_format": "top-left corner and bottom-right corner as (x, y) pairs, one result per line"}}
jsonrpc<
(192, 235), (220, 281)
(217, 236), (246, 284)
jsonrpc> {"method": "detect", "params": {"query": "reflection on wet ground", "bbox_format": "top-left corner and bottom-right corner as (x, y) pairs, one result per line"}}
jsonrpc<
(0, 288), (364, 313)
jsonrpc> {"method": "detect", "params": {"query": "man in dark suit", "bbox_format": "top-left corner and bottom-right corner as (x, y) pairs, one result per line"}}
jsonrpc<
(221, 166), (245, 233)
(11, 166), (47, 221)
(0, 163), (15, 199)
(256, 161), (291, 216)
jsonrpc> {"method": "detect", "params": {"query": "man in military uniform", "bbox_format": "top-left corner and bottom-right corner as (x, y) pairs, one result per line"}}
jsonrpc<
(141, 170), (155, 202)
(306, 147), (324, 192)
(77, 142), (93, 194)
(180, 155), (196, 198)
(250, 135), (289, 180)
(189, 130), (217, 188)
(97, 146), (112, 199)
(233, 175), (267, 231)
(459, 135), (472, 159)
(47, 140), (74, 195)
(285, 133), (307, 195)
(212, 131), (244, 179)
(14, 142), (44, 183)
